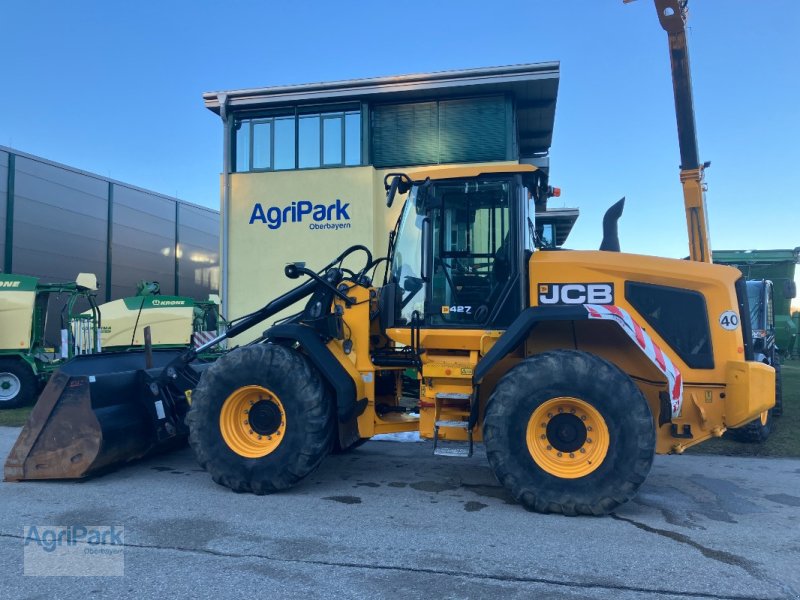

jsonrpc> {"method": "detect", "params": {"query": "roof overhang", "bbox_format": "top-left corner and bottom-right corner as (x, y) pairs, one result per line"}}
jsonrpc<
(536, 208), (580, 246)
(204, 62), (560, 157)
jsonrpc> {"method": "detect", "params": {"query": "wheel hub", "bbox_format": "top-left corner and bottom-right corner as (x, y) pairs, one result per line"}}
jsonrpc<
(0, 372), (21, 402)
(526, 396), (610, 479)
(219, 385), (286, 458)
(546, 413), (587, 453)
(248, 399), (282, 436)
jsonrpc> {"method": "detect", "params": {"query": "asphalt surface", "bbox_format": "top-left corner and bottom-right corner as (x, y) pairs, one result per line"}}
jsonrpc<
(1, 426), (799, 600)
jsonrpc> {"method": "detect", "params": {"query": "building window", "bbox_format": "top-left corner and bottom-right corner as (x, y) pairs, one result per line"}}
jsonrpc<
(323, 115), (343, 165)
(252, 121), (272, 169)
(274, 117), (295, 170)
(233, 110), (361, 172)
(299, 115), (320, 168)
(371, 96), (508, 168)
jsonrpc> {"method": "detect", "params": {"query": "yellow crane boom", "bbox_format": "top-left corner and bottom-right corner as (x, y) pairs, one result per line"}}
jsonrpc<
(655, 0), (713, 262)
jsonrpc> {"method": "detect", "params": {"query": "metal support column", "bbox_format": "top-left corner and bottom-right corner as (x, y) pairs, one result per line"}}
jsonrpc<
(4, 153), (15, 273)
(219, 93), (231, 319)
(174, 201), (180, 296)
(105, 182), (114, 301)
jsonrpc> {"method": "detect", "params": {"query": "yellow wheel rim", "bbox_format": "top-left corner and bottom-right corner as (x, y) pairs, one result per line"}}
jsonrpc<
(759, 410), (769, 426)
(219, 385), (286, 458)
(526, 397), (610, 479)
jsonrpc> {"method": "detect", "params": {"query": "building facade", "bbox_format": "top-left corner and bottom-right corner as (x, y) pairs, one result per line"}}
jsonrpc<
(204, 63), (561, 323)
(0, 146), (220, 303)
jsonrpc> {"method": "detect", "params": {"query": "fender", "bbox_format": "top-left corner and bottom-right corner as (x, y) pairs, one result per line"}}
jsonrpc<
(265, 323), (365, 422)
(474, 304), (683, 418)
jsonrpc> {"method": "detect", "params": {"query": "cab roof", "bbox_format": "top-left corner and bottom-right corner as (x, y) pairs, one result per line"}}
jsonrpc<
(405, 163), (538, 182)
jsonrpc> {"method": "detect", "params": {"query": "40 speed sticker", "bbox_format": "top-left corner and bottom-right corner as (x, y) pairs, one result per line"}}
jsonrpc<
(719, 310), (740, 330)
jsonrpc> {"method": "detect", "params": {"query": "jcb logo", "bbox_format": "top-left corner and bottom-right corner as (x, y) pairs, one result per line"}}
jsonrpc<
(538, 283), (614, 305)
(0, 281), (21, 288)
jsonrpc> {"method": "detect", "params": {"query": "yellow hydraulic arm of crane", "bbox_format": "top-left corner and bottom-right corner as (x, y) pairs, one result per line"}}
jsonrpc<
(654, 0), (712, 262)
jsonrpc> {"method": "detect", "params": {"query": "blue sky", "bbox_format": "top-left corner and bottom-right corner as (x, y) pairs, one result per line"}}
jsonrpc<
(2, 0), (798, 296)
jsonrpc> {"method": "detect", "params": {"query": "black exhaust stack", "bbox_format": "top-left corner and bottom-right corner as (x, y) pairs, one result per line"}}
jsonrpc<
(600, 197), (625, 252)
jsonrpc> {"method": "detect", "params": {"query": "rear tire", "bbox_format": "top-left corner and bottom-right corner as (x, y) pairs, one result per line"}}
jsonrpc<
(727, 354), (780, 442)
(187, 344), (334, 494)
(727, 409), (773, 443)
(0, 359), (38, 410)
(483, 350), (655, 516)
(772, 355), (783, 418)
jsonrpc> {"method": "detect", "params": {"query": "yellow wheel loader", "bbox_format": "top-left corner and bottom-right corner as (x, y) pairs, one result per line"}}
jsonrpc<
(3, 0), (775, 515)
(4, 169), (773, 513)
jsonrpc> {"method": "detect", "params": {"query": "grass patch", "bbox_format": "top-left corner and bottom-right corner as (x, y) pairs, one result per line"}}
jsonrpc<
(687, 361), (800, 458)
(0, 406), (32, 428)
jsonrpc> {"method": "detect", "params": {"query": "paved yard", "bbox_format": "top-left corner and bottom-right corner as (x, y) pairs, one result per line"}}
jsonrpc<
(1, 427), (798, 599)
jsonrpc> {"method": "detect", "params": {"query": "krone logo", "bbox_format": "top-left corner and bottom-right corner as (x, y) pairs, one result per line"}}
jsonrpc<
(152, 299), (186, 307)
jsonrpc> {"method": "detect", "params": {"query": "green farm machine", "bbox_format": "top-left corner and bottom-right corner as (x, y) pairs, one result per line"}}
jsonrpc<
(0, 273), (101, 409)
(714, 248), (799, 357)
(0, 273), (224, 410)
(713, 248), (799, 441)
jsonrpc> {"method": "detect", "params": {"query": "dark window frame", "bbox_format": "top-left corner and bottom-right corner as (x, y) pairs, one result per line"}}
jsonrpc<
(625, 281), (715, 370)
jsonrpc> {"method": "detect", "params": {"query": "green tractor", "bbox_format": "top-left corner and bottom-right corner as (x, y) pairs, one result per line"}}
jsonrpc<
(0, 273), (100, 409)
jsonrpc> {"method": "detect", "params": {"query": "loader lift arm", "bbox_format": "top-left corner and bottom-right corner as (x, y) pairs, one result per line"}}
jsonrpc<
(654, 0), (712, 263)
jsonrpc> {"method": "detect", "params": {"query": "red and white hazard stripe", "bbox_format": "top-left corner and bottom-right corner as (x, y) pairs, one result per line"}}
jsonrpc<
(584, 304), (683, 418)
(192, 330), (217, 348)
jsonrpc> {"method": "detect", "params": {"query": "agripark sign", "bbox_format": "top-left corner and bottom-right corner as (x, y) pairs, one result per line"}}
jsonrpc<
(248, 199), (352, 231)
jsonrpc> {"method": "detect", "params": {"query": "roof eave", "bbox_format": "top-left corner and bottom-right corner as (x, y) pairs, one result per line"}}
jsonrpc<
(203, 61), (560, 114)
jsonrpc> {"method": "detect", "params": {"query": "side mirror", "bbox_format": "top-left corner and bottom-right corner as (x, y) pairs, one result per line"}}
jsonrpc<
(378, 282), (401, 330)
(383, 173), (412, 208)
(403, 276), (424, 295)
(785, 280), (797, 300)
(386, 176), (400, 208)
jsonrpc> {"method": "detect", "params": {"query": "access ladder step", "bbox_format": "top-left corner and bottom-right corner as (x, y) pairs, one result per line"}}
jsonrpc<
(435, 392), (471, 401)
(433, 444), (472, 458)
(435, 420), (469, 429)
(432, 424), (474, 458)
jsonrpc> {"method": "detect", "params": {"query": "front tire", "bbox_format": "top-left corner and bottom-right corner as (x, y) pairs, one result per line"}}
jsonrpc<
(483, 350), (655, 516)
(0, 359), (38, 410)
(187, 344), (334, 494)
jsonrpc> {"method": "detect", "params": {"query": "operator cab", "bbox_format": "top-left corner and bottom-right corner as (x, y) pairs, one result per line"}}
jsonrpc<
(383, 165), (549, 329)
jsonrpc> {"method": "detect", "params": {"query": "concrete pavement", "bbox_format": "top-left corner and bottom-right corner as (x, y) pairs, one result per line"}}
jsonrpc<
(1, 426), (798, 599)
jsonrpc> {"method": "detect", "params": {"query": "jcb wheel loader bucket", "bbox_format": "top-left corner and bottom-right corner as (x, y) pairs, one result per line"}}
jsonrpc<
(4, 350), (198, 481)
